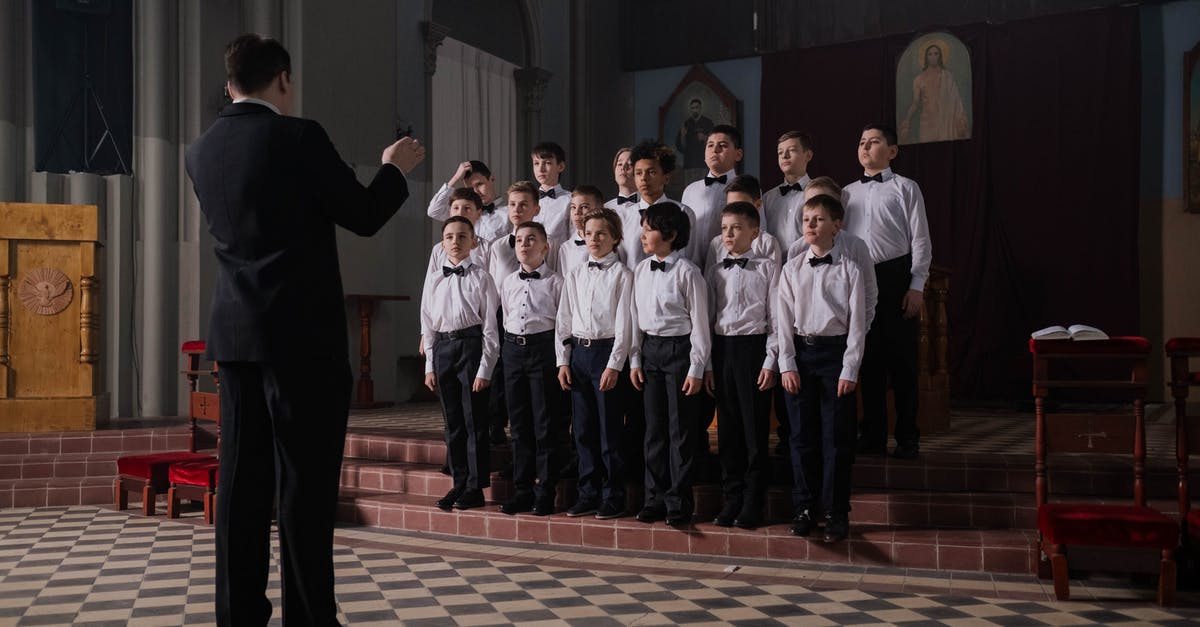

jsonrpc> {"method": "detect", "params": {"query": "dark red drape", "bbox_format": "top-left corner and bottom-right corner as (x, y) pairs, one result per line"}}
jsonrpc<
(760, 8), (1141, 399)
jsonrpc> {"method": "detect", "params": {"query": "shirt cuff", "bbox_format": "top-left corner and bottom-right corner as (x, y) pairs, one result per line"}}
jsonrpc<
(687, 363), (705, 379)
(761, 355), (777, 372)
(476, 364), (494, 381)
(779, 356), (797, 373)
(839, 365), (859, 382)
(908, 276), (926, 292)
(630, 355), (642, 369)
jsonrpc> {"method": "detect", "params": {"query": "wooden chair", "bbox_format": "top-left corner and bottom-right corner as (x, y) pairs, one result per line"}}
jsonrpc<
(1031, 336), (1177, 605)
(167, 371), (221, 523)
(114, 341), (217, 515)
(1169, 338), (1200, 547)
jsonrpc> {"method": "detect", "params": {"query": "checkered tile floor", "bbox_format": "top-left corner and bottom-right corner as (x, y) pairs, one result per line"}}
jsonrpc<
(3, 507), (1200, 625)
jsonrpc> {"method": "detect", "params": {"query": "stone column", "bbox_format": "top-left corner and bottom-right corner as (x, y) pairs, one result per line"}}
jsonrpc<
(514, 67), (552, 168)
(135, 0), (179, 416)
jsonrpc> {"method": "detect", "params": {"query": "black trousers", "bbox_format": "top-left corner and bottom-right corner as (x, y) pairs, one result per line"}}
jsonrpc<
(713, 334), (771, 510)
(490, 308), (509, 435)
(215, 359), (351, 627)
(569, 339), (626, 505)
(502, 332), (562, 502)
(785, 339), (857, 516)
(434, 329), (490, 490)
(641, 334), (697, 515)
(858, 253), (920, 449)
(622, 364), (646, 503)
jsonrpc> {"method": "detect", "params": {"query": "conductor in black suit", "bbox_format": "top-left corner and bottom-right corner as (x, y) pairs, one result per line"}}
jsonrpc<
(185, 34), (425, 626)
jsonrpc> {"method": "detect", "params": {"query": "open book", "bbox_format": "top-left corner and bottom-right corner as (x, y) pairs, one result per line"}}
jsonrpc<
(1030, 325), (1109, 341)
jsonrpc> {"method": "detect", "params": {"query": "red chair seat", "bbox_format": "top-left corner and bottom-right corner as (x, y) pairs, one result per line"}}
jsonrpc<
(1039, 503), (1178, 550)
(117, 452), (214, 488)
(1029, 336), (1151, 356)
(1165, 337), (1200, 355)
(169, 459), (219, 487)
(181, 340), (207, 353)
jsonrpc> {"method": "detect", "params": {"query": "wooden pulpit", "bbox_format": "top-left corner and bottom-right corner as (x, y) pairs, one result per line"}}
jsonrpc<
(0, 202), (107, 431)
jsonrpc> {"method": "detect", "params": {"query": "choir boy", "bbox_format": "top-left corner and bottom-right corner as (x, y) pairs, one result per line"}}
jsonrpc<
(421, 216), (500, 511)
(681, 124), (743, 269)
(706, 174), (782, 266)
(622, 140), (698, 271)
(559, 185), (621, 276)
(605, 147), (638, 210)
(761, 131), (815, 251)
(427, 159), (509, 241)
(532, 141), (572, 243)
(425, 187), (490, 275)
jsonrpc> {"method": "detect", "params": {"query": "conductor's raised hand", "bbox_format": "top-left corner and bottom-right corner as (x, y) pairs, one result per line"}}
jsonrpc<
(383, 136), (426, 174)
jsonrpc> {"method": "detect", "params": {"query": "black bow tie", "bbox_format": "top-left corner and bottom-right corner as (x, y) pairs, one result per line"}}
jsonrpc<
(704, 174), (728, 187)
(519, 270), (541, 280)
(507, 234), (516, 248)
(859, 173), (884, 184)
(617, 193), (638, 204)
(442, 265), (465, 277)
(539, 188), (557, 199)
(573, 239), (585, 246)
(587, 261), (604, 269)
(808, 255), (833, 267)
(650, 260), (668, 272)
(722, 257), (748, 270)
(779, 182), (803, 196)
(482, 203), (496, 213)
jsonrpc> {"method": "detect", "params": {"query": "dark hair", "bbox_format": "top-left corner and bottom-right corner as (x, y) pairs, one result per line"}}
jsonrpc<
(641, 202), (690, 250)
(776, 130), (814, 151)
(515, 220), (548, 239)
(442, 215), (475, 235)
(582, 209), (623, 244)
(224, 34), (291, 95)
(806, 175), (841, 197)
(803, 194), (845, 222)
(724, 174), (761, 201)
(721, 201), (760, 228)
(630, 140), (677, 175)
(465, 160), (492, 179)
(709, 124), (742, 150)
(862, 123), (898, 147)
(689, 98), (702, 106)
(449, 187), (483, 209)
(532, 141), (566, 163)
(507, 180), (539, 200)
(571, 184), (605, 205)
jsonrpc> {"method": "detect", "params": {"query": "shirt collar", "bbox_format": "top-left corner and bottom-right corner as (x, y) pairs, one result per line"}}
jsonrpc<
(589, 251), (619, 266)
(784, 173), (812, 188)
(708, 168), (736, 180)
(804, 248), (837, 264)
(233, 96), (280, 115)
(862, 167), (894, 182)
(654, 250), (683, 266)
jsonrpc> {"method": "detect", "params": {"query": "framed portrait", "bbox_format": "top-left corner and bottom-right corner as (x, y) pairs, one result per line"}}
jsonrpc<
(896, 32), (972, 145)
(658, 65), (740, 173)
(1186, 40), (1200, 213)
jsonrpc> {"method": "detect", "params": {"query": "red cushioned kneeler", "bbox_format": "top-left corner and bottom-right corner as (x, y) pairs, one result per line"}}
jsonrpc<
(1032, 336), (1176, 606)
(167, 459), (219, 524)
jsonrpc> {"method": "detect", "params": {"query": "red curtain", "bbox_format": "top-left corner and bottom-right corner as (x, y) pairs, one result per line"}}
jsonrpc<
(761, 8), (1141, 399)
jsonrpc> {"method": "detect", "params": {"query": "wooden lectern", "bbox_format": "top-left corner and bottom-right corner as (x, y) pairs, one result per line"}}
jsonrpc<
(0, 202), (107, 431)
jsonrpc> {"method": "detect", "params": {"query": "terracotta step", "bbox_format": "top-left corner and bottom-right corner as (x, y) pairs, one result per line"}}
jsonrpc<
(334, 489), (1039, 574)
(0, 476), (116, 508)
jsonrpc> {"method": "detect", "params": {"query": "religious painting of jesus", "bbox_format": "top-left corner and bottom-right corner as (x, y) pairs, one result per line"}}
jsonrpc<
(896, 32), (972, 145)
(658, 65), (739, 172)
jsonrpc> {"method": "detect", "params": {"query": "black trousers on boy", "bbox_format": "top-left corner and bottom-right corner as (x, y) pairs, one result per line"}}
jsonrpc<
(857, 253), (920, 451)
(434, 327), (491, 490)
(569, 338), (626, 507)
(785, 337), (857, 517)
(641, 334), (698, 516)
(503, 330), (562, 504)
(215, 358), (351, 626)
(712, 334), (771, 514)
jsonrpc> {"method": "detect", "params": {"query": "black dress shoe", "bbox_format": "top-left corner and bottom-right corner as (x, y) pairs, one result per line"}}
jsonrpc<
(790, 510), (816, 537)
(892, 442), (919, 460)
(567, 500), (599, 517)
(452, 488), (485, 510)
(533, 499), (555, 516)
(712, 502), (740, 527)
(435, 486), (463, 511)
(665, 510), (692, 528)
(500, 496), (533, 515)
(823, 514), (849, 543)
(636, 506), (666, 523)
(733, 508), (763, 530)
(595, 501), (626, 520)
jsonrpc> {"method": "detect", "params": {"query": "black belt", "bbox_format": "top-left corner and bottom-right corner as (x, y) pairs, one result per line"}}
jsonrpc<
(795, 333), (848, 347)
(504, 330), (554, 346)
(573, 337), (615, 348)
(436, 325), (482, 341)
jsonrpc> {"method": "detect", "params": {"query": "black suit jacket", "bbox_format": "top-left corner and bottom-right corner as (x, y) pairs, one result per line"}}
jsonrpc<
(185, 102), (409, 362)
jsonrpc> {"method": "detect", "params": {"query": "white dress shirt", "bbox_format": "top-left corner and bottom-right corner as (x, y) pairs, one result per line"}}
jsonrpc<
(604, 192), (639, 211)
(760, 173), (811, 251)
(420, 259), (500, 379)
(535, 184), (572, 243)
(425, 237), (490, 277)
(629, 251), (711, 379)
(425, 183), (510, 242)
(842, 168), (932, 291)
(558, 235), (626, 277)
(706, 231), (782, 268)
(555, 252), (634, 369)
(786, 232), (877, 327)
(681, 168), (737, 259)
(500, 262), (562, 336)
(776, 248), (867, 382)
(706, 252), (780, 371)
(487, 230), (560, 292)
